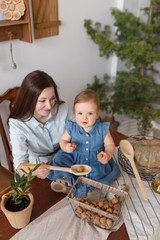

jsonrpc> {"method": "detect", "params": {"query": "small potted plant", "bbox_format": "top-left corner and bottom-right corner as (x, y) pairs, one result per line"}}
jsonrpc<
(0, 164), (40, 229)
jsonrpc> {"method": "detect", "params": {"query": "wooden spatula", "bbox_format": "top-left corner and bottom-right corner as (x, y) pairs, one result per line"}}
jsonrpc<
(120, 139), (148, 201)
(21, 163), (92, 176)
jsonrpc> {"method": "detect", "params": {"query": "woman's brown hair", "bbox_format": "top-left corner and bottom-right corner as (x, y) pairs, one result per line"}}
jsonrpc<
(73, 89), (100, 113)
(9, 70), (60, 121)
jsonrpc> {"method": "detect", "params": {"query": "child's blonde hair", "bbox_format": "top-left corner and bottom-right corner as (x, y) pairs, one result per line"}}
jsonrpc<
(73, 89), (100, 113)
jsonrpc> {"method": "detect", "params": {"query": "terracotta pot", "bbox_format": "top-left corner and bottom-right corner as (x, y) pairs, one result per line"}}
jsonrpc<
(0, 191), (34, 229)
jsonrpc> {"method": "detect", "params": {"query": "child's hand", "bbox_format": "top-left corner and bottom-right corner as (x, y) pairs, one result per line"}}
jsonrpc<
(64, 142), (77, 153)
(97, 152), (111, 164)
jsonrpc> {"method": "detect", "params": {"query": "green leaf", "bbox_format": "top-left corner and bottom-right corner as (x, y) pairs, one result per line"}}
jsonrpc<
(33, 164), (41, 171)
(10, 163), (40, 204)
(21, 168), (27, 175)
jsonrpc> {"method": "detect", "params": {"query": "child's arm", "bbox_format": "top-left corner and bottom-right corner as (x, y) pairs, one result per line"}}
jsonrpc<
(97, 130), (115, 164)
(60, 130), (76, 153)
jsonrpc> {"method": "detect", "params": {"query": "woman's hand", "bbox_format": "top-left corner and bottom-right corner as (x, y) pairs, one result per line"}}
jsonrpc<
(32, 162), (50, 179)
(97, 151), (111, 164)
(17, 162), (50, 179)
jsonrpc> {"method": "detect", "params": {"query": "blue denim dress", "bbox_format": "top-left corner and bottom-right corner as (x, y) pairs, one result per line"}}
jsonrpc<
(48, 120), (120, 197)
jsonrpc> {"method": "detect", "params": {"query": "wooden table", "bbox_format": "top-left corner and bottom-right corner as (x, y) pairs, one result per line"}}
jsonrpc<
(0, 128), (129, 240)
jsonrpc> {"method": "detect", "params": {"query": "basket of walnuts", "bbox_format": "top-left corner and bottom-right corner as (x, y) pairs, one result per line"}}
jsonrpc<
(67, 177), (129, 230)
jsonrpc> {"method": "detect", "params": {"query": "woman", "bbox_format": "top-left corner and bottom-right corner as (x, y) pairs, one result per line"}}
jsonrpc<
(9, 70), (72, 179)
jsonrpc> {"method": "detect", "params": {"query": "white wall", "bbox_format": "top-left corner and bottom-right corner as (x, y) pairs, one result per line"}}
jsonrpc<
(0, 0), (121, 168)
(0, 0), (120, 108)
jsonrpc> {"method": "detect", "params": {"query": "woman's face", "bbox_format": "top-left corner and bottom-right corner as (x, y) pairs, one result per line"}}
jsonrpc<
(34, 87), (56, 120)
(75, 100), (100, 132)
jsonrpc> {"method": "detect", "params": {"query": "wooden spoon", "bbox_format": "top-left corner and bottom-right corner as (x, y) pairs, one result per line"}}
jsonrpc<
(21, 163), (92, 176)
(120, 139), (148, 201)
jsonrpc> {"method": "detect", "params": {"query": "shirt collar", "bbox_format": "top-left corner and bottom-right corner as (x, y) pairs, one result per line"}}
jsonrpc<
(27, 117), (42, 128)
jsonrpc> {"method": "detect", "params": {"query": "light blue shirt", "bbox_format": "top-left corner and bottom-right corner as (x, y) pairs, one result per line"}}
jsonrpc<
(9, 102), (73, 170)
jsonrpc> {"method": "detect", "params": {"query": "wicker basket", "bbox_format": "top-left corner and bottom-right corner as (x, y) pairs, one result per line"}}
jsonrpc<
(118, 135), (157, 181)
(67, 177), (128, 230)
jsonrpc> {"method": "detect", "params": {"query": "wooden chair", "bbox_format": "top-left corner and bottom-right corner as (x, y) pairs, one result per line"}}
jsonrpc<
(0, 87), (20, 191)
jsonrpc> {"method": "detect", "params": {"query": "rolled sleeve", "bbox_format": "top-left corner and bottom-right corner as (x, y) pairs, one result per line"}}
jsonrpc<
(9, 120), (29, 170)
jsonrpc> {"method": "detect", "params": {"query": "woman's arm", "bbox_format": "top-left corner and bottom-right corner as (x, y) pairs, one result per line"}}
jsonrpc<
(9, 119), (50, 178)
(97, 130), (115, 164)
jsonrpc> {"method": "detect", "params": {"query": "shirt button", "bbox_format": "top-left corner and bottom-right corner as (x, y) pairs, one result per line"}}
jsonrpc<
(86, 148), (88, 151)
(86, 141), (88, 144)
(86, 158), (88, 161)
(86, 134), (88, 137)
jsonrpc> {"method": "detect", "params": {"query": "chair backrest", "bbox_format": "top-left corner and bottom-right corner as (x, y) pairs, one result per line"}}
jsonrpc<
(0, 86), (20, 172)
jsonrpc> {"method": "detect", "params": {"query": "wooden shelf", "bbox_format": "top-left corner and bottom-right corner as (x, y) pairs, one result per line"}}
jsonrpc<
(0, 19), (29, 27)
(0, 0), (32, 43)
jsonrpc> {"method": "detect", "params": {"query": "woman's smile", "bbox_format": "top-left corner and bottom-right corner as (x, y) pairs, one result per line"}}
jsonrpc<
(44, 109), (51, 113)
(34, 87), (56, 121)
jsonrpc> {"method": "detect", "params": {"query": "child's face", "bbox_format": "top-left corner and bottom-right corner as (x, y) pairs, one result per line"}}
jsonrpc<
(75, 100), (100, 132)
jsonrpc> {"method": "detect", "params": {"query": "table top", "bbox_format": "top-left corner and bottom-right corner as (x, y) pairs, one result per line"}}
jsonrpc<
(0, 128), (129, 240)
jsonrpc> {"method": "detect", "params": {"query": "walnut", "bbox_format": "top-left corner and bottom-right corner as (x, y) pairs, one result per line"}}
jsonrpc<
(113, 203), (120, 210)
(81, 212), (87, 220)
(76, 165), (84, 172)
(71, 143), (77, 149)
(84, 200), (90, 205)
(113, 209), (118, 215)
(111, 197), (119, 204)
(106, 218), (113, 226)
(107, 207), (113, 214)
(103, 202), (109, 209)
(106, 218), (113, 229)
(92, 200), (98, 207)
(98, 200), (104, 208)
(97, 152), (103, 160)
(100, 216), (107, 224)
(108, 202), (113, 207)
(78, 196), (84, 202)
(76, 206), (83, 214)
